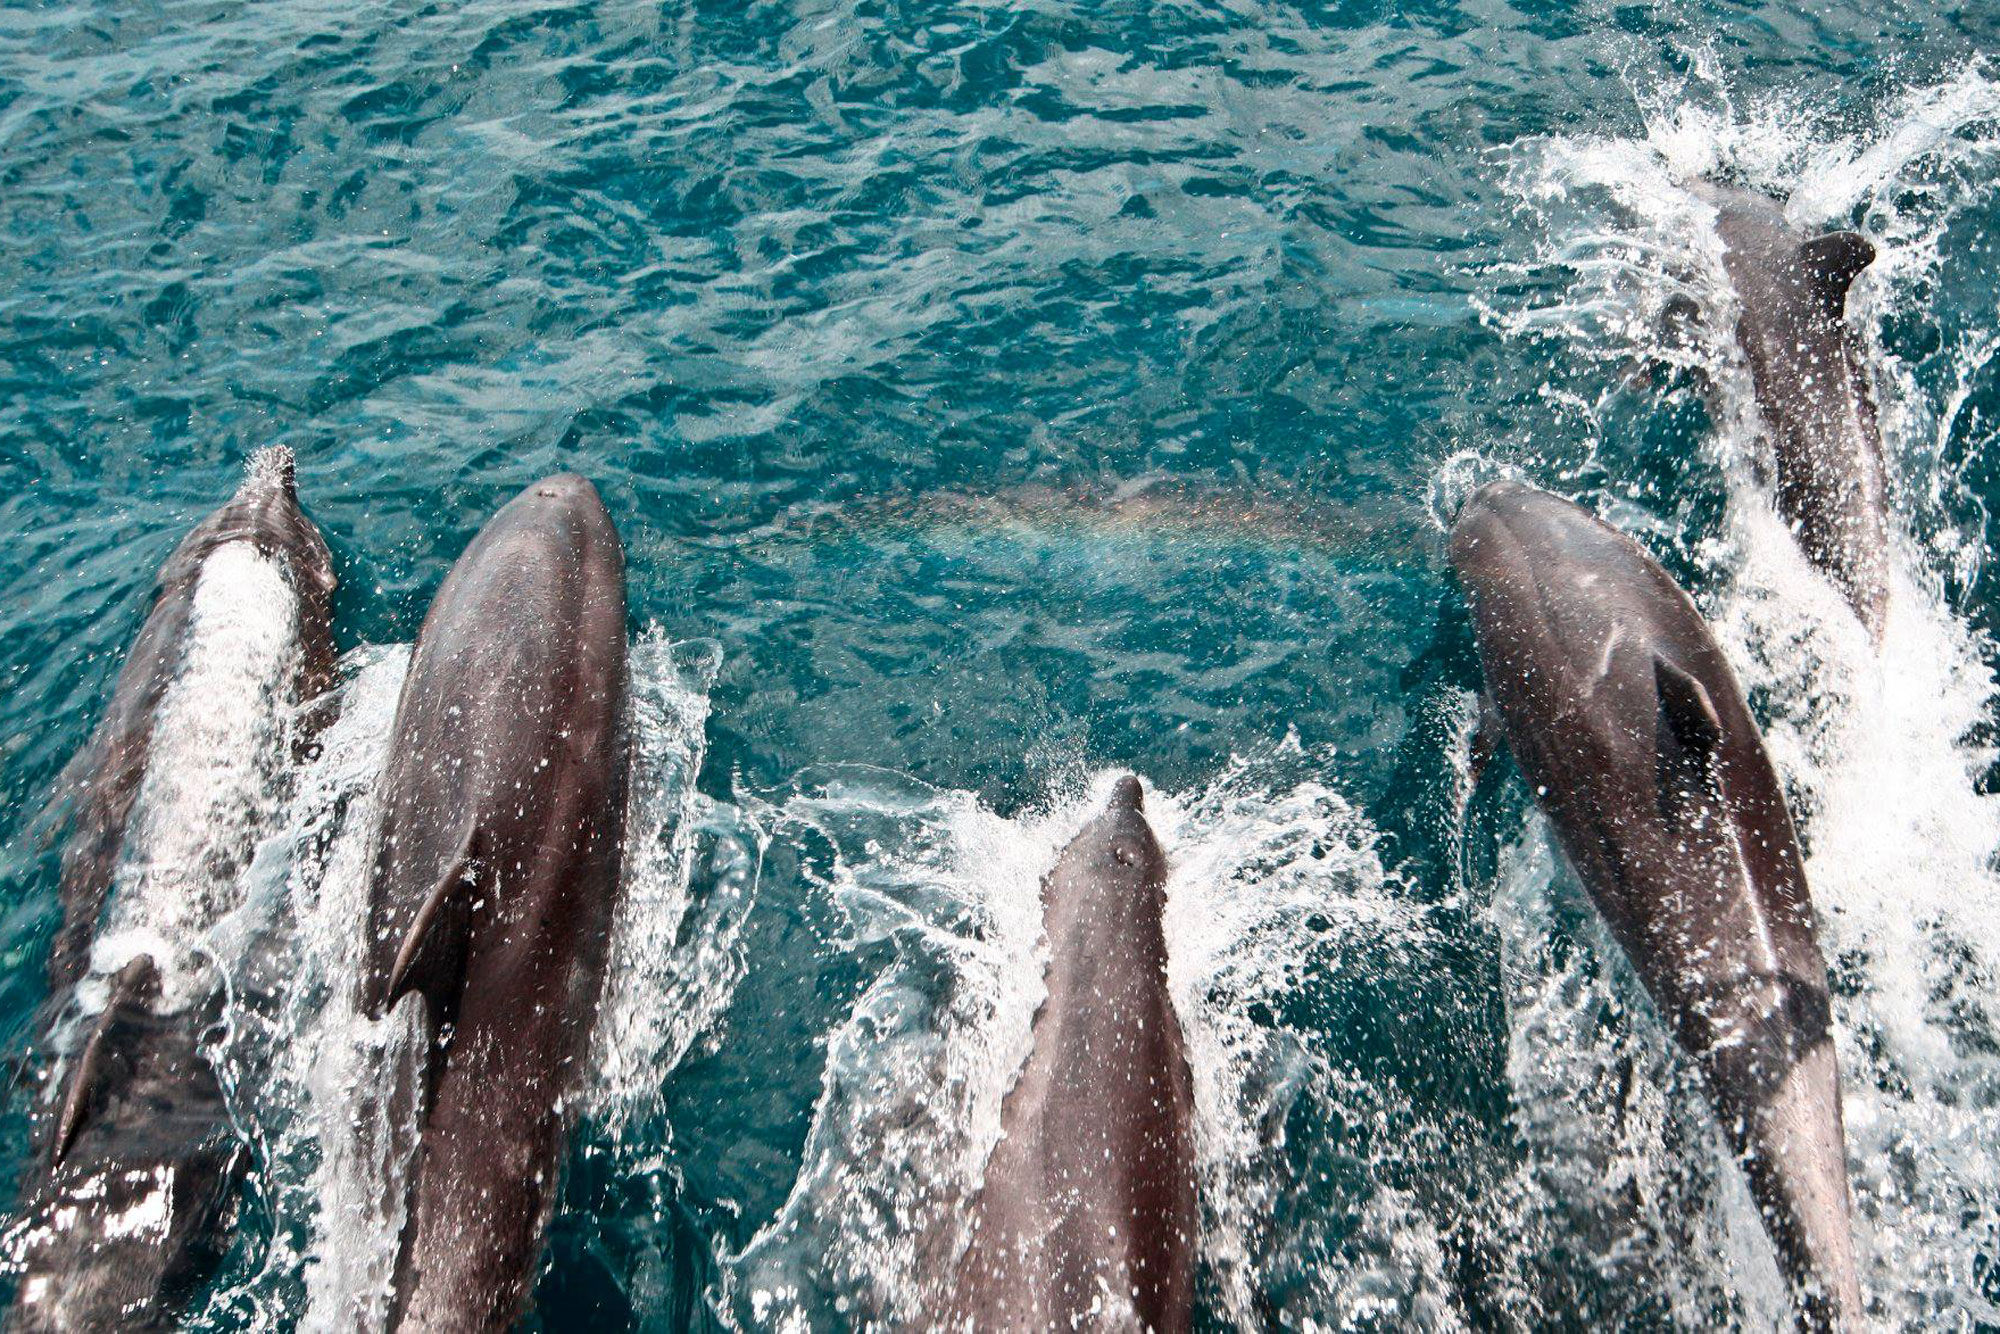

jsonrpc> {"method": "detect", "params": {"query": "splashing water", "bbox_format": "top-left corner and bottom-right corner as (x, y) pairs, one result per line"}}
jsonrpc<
(94, 543), (304, 1010)
(189, 644), (413, 1332)
(593, 631), (730, 1131)
(723, 768), (1058, 1330)
(1152, 744), (1411, 1326)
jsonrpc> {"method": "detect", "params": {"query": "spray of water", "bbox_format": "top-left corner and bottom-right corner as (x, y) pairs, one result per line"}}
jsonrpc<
(94, 543), (303, 1010)
(592, 632), (731, 1131)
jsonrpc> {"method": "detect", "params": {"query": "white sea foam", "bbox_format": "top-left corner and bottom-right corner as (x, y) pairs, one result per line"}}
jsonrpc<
(97, 540), (302, 1010)
(180, 643), (411, 1332)
(289, 647), (420, 1333)
(591, 631), (731, 1131)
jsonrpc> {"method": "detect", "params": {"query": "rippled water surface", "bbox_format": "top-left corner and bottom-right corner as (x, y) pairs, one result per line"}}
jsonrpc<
(2, 0), (1998, 1327)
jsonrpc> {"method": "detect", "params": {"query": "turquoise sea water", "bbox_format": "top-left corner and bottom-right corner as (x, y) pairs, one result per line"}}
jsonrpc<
(2, 0), (1999, 1327)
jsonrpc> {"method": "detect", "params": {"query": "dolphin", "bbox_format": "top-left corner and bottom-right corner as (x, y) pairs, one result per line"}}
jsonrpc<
(1698, 183), (1888, 639)
(1449, 480), (1859, 1329)
(12, 448), (337, 1331)
(944, 776), (1198, 1333)
(46, 447), (337, 993)
(361, 473), (629, 1332)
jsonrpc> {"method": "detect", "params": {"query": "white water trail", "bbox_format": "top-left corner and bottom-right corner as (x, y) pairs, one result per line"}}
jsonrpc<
(93, 541), (302, 1010)
(1499, 61), (2000, 1328)
(591, 631), (731, 1132)
(190, 643), (414, 1332)
(289, 647), (422, 1333)
(725, 768), (1056, 1330)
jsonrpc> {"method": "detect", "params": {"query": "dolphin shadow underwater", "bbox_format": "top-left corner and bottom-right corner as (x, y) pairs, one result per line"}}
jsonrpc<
(939, 776), (1199, 1334)
(359, 473), (631, 1332)
(1672, 183), (1889, 641)
(1450, 480), (1860, 1329)
(9, 449), (336, 1331)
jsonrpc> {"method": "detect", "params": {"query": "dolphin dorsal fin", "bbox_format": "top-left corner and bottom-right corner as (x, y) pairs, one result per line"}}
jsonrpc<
(1797, 231), (1875, 321)
(382, 830), (482, 1018)
(1654, 654), (1723, 778)
(52, 957), (158, 1167)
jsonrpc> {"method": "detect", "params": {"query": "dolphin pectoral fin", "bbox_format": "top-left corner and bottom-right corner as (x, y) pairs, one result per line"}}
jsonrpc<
(383, 835), (481, 1017)
(52, 957), (159, 1167)
(1797, 231), (1875, 321)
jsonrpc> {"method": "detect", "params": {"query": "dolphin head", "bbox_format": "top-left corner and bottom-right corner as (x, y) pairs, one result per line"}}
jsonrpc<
(1060, 776), (1168, 899)
(472, 473), (622, 585)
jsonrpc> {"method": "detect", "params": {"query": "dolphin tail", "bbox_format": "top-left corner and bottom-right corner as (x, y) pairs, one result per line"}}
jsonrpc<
(1694, 972), (1861, 1332)
(1734, 1038), (1863, 1331)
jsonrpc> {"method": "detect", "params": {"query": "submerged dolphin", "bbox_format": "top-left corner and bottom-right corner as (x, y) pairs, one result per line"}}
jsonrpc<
(362, 473), (628, 1331)
(1698, 183), (1888, 638)
(945, 776), (1198, 1333)
(12, 449), (336, 1331)
(47, 447), (338, 994)
(1450, 480), (1859, 1329)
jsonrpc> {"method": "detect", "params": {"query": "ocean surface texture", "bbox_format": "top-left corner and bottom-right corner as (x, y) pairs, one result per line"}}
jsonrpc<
(1, 0), (1998, 1327)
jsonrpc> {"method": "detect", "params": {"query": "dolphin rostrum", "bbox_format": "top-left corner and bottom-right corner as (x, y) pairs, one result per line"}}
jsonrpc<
(11, 448), (336, 1331)
(1700, 183), (1888, 639)
(362, 473), (629, 1331)
(1450, 480), (1859, 1328)
(944, 776), (1198, 1332)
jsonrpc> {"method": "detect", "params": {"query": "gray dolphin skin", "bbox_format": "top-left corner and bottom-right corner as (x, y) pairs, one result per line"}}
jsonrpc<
(945, 776), (1198, 1333)
(12, 449), (336, 1331)
(363, 473), (629, 1332)
(1699, 183), (1888, 639)
(1450, 480), (1859, 1330)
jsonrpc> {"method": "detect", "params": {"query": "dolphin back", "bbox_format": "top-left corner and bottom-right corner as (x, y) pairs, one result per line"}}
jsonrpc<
(1704, 184), (1889, 638)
